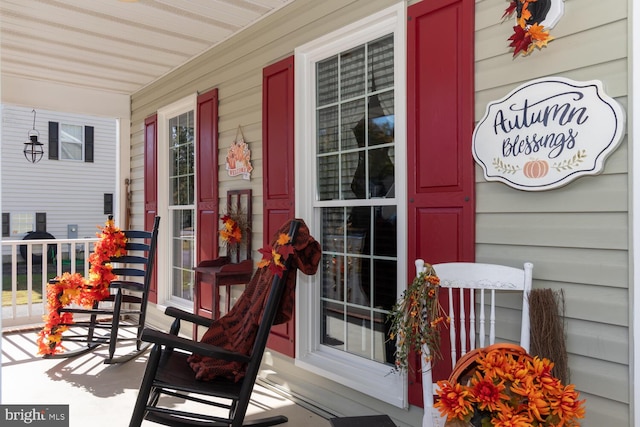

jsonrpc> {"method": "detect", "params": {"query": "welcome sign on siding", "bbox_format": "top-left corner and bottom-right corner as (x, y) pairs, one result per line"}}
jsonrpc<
(472, 77), (625, 191)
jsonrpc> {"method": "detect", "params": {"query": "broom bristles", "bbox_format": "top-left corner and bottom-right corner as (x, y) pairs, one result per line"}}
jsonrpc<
(529, 288), (569, 384)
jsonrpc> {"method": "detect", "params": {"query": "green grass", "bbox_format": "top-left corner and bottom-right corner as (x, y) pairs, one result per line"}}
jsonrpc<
(2, 259), (86, 306)
(2, 271), (45, 306)
(2, 290), (43, 306)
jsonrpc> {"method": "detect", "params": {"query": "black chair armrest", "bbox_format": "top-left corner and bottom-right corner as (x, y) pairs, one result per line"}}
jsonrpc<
(164, 306), (213, 328)
(141, 328), (251, 363)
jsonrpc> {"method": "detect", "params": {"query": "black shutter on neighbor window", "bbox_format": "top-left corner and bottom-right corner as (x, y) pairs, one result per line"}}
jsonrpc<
(49, 121), (59, 160)
(85, 126), (94, 163)
(35, 212), (47, 232)
(2, 213), (9, 237)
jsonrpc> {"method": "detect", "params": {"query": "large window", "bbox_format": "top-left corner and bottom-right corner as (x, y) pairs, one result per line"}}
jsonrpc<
(168, 111), (195, 303)
(157, 96), (197, 309)
(317, 34), (397, 364)
(296, 4), (407, 408)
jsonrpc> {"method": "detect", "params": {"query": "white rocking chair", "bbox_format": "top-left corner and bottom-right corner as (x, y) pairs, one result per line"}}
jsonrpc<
(416, 259), (533, 427)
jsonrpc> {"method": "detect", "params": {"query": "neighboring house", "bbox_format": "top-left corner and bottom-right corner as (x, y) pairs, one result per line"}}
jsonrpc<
(1, 105), (118, 258)
(1, 0), (636, 426)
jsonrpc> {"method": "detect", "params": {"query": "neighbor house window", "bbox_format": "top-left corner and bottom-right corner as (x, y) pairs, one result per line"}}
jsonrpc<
(295, 4), (407, 408)
(60, 123), (84, 160)
(48, 122), (94, 162)
(11, 213), (34, 235)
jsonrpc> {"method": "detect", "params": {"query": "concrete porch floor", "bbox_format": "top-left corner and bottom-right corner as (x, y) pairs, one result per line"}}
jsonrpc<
(1, 327), (332, 427)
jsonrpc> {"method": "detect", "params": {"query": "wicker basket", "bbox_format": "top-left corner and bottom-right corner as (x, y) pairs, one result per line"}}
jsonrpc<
(448, 343), (530, 385)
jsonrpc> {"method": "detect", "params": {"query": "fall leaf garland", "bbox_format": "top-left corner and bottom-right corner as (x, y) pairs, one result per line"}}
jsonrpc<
(37, 218), (127, 355)
(387, 264), (448, 373)
(504, 0), (554, 57)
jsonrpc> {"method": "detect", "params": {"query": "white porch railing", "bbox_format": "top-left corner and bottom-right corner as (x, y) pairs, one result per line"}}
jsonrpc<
(1, 237), (99, 329)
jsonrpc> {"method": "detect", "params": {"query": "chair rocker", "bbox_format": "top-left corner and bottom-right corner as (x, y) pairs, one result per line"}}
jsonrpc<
(45, 216), (160, 364)
(417, 259), (533, 427)
(129, 219), (310, 427)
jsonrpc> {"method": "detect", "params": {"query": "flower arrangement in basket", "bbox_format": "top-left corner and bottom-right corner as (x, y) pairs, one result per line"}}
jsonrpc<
(435, 343), (585, 427)
(387, 263), (448, 372)
(37, 218), (128, 355)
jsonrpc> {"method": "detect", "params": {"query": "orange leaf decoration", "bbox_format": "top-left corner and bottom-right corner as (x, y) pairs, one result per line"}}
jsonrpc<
(257, 233), (294, 277)
(37, 218), (127, 355)
(504, 0), (555, 57)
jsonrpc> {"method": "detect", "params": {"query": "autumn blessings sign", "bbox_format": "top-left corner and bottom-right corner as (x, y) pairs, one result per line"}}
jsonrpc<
(472, 77), (625, 191)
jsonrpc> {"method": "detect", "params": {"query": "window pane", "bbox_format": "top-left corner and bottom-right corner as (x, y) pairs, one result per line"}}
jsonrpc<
(318, 106), (338, 154)
(318, 154), (340, 201)
(345, 306), (369, 358)
(340, 46), (365, 100)
(61, 141), (83, 160)
(317, 56), (338, 106)
(171, 209), (194, 301)
(341, 99), (365, 152)
(369, 147), (394, 198)
(169, 112), (194, 206)
(322, 300), (345, 350)
(341, 151), (360, 200)
(373, 206), (397, 257)
(368, 35), (394, 91)
(60, 124), (83, 161)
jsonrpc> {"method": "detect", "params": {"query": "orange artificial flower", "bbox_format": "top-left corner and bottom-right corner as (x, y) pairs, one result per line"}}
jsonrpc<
(436, 345), (585, 427)
(470, 371), (507, 412)
(435, 380), (474, 421)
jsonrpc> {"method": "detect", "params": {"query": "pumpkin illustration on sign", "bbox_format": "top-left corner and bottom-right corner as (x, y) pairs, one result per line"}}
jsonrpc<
(523, 159), (549, 178)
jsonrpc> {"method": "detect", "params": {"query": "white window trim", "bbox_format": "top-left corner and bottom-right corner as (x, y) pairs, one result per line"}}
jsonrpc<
(156, 94), (197, 311)
(294, 3), (408, 408)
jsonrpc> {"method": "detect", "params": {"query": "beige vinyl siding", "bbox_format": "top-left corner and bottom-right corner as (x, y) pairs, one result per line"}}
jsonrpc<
(475, 0), (630, 425)
(130, 0), (416, 423)
(129, 0), (631, 425)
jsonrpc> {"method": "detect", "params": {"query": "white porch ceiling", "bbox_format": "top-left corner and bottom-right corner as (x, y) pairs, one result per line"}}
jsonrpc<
(0, 0), (295, 95)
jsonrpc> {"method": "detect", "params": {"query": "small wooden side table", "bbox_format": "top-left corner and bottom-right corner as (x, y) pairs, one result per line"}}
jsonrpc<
(193, 258), (253, 336)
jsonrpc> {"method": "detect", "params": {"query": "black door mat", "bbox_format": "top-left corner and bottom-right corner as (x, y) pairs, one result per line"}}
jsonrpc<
(329, 415), (397, 427)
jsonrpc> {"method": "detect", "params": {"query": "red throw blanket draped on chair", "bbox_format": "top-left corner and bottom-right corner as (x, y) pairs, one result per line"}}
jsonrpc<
(188, 219), (321, 382)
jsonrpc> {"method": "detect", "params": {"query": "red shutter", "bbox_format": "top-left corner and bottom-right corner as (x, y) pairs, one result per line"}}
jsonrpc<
(196, 89), (220, 263)
(407, 0), (475, 406)
(263, 56), (295, 356)
(144, 114), (158, 303)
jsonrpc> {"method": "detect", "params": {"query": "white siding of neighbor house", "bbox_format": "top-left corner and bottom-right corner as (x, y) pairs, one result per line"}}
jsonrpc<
(1, 104), (118, 245)
(129, 0), (632, 425)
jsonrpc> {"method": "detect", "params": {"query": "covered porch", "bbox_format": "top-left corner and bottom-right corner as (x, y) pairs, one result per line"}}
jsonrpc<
(1, 326), (333, 427)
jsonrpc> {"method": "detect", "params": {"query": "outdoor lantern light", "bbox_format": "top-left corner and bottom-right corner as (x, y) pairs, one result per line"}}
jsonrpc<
(24, 109), (44, 163)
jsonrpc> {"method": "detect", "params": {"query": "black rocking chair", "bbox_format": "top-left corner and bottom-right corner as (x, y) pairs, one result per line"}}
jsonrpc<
(45, 216), (160, 364)
(129, 219), (307, 427)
